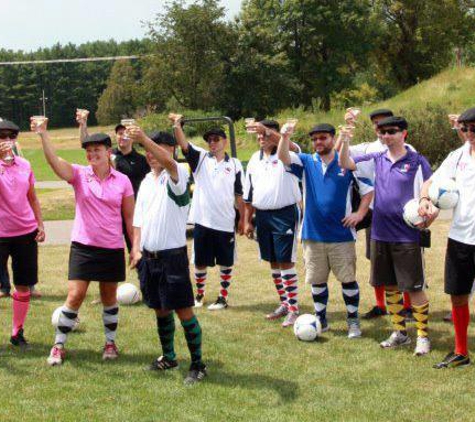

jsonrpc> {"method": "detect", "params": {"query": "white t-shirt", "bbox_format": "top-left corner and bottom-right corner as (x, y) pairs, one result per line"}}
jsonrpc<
(244, 148), (302, 210)
(431, 142), (475, 245)
(133, 165), (190, 252)
(184, 143), (244, 233)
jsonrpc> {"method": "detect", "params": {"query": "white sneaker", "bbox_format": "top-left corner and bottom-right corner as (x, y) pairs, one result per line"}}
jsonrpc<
(194, 294), (204, 308)
(414, 336), (431, 356)
(380, 331), (411, 348)
(347, 318), (362, 339)
(207, 296), (228, 311)
(47, 344), (65, 366)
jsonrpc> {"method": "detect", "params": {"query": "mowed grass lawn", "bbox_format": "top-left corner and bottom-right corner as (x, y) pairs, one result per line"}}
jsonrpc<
(0, 220), (474, 421)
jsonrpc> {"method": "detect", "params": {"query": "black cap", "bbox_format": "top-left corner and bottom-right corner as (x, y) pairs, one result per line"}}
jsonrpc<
(369, 108), (393, 121)
(259, 119), (280, 131)
(458, 107), (475, 124)
(377, 116), (408, 131)
(115, 124), (126, 133)
(149, 131), (176, 146)
(203, 128), (227, 142)
(309, 123), (336, 137)
(81, 133), (112, 149)
(0, 119), (20, 133)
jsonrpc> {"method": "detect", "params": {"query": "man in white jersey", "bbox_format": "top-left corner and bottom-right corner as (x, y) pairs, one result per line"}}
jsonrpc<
(130, 129), (206, 385)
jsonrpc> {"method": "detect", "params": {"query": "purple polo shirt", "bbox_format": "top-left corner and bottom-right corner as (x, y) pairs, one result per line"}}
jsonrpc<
(354, 149), (432, 243)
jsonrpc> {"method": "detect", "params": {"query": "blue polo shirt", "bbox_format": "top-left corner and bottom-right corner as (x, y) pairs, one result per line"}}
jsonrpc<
(289, 152), (373, 242)
(354, 149), (432, 243)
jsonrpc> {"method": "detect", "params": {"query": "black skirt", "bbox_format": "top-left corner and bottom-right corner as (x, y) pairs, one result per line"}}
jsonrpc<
(68, 242), (125, 282)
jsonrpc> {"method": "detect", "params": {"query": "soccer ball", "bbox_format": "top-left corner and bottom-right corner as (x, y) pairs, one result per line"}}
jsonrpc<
(117, 283), (141, 305)
(293, 314), (322, 342)
(429, 178), (459, 209)
(403, 198), (425, 229)
(51, 306), (80, 331)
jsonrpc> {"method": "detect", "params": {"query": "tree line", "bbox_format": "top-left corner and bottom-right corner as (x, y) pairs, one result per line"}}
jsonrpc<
(1, 0), (474, 128)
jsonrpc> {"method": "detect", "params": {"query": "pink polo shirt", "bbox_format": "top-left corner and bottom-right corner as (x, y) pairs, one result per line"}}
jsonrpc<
(0, 156), (38, 238)
(69, 164), (134, 249)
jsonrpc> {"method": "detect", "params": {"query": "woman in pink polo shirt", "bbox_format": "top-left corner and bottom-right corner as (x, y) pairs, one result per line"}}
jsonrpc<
(31, 118), (135, 366)
(0, 119), (45, 347)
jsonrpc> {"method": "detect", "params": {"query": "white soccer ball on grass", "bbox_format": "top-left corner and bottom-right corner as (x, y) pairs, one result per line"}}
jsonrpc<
(117, 283), (141, 305)
(429, 178), (459, 209)
(293, 314), (322, 342)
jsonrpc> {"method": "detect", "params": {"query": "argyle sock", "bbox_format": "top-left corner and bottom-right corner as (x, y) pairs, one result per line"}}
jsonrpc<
(282, 267), (299, 313)
(412, 302), (429, 338)
(195, 269), (207, 297)
(271, 269), (287, 305)
(54, 306), (78, 345)
(311, 283), (329, 325)
(181, 315), (203, 365)
(103, 304), (119, 344)
(219, 266), (232, 299)
(386, 290), (406, 334)
(342, 281), (360, 320)
(157, 313), (176, 361)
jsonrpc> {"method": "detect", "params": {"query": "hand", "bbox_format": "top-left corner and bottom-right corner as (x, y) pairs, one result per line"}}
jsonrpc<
(168, 113), (183, 126)
(246, 122), (266, 135)
(342, 212), (363, 228)
(345, 107), (361, 126)
(418, 198), (439, 227)
(30, 117), (48, 134)
(76, 109), (89, 125)
(244, 222), (254, 239)
(339, 125), (354, 143)
(130, 250), (143, 269)
(126, 125), (147, 144)
(448, 114), (461, 130)
(237, 218), (245, 236)
(35, 226), (46, 243)
(0, 141), (12, 154)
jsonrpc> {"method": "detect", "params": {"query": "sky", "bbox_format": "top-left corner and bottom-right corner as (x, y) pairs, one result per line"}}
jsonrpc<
(0, 0), (243, 52)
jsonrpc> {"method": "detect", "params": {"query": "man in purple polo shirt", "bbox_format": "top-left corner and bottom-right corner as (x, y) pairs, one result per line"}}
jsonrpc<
(339, 116), (434, 356)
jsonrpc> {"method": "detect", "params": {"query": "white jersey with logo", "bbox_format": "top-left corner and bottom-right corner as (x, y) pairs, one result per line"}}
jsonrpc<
(133, 164), (190, 252)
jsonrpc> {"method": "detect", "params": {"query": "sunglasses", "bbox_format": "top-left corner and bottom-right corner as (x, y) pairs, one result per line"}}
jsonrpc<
(378, 128), (401, 135)
(461, 126), (475, 133)
(0, 132), (18, 140)
(206, 137), (222, 143)
(311, 136), (330, 142)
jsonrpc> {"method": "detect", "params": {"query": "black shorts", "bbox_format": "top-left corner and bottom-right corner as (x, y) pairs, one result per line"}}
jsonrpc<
(444, 238), (475, 295)
(370, 240), (425, 292)
(0, 230), (38, 286)
(68, 242), (125, 282)
(139, 246), (194, 310)
(193, 224), (235, 267)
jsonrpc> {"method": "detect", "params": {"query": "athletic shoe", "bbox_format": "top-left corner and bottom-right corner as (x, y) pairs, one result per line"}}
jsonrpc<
(208, 296), (228, 311)
(266, 304), (288, 320)
(47, 344), (65, 366)
(10, 328), (28, 348)
(443, 311), (453, 323)
(414, 336), (431, 356)
(362, 306), (387, 319)
(184, 362), (207, 386)
(282, 312), (299, 327)
(102, 342), (119, 360)
(433, 352), (470, 369)
(347, 318), (362, 339)
(194, 294), (204, 308)
(380, 331), (411, 348)
(148, 355), (179, 371)
(402, 308), (415, 322)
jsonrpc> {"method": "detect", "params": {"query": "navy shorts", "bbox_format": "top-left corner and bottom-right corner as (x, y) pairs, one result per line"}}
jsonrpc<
(139, 246), (195, 310)
(445, 238), (475, 295)
(0, 230), (38, 286)
(255, 205), (299, 263)
(193, 224), (235, 267)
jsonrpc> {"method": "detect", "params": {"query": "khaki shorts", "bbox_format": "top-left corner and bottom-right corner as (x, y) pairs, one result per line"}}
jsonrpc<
(303, 240), (356, 285)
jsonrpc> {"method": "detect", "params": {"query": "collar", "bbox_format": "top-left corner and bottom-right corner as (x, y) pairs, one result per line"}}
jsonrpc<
(259, 147), (277, 160)
(0, 155), (18, 167)
(383, 146), (414, 164)
(207, 152), (230, 162)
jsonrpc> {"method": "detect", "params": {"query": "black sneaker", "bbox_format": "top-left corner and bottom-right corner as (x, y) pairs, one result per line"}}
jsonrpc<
(184, 362), (207, 385)
(362, 306), (387, 320)
(208, 296), (228, 311)
(433, 352), (470, 369)
(148, 355), (179, 371)
(10, 328), (28, 348)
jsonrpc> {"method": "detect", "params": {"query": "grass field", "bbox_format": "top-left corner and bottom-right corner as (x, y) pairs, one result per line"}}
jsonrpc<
(1, 220), (474, 421)
(37, 188), (75, 221)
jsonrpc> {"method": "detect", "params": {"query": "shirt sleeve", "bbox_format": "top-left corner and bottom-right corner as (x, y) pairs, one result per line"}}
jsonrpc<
(28, 165), (36, 186)
(234, 159), (244, 196)
(353, 169), (374, 196)
(349, 143), (369, 158)
(167, 163), (189, 196)
(183, 143), (206, 173)
(431, 149), (460, 181)
(132, 186), (144, 228)
(68, 164), (82, 186)
(243, 157), (254, 203)
(287, 152), (304, 179)
(353, 152), (380, 164)
(122, 176), (134, 198)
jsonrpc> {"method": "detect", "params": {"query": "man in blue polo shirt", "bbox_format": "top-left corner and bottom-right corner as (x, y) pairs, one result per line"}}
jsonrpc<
(278, 123), (373, 338)
(339, 116), (434, 356)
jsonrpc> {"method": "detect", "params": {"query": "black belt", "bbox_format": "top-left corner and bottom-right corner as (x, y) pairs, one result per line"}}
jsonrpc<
(142, 246), (186, 259)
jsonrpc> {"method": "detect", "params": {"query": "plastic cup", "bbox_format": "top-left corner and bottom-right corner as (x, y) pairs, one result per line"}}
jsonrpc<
(245, 118), (256, 133)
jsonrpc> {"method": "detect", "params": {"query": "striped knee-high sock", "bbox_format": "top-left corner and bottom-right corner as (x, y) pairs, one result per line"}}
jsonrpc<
(219, 266), (232, 299)
(181, 315), (203, 365)
(282, 267), (299, 313)
(103, 304), (119, 344)
(412, 302), (429, 338)
(54, 306), (78, 345)
(194, 269), (207, 297)
(12, 291), (31, 336)
(271, 269), (287, 305)
(386, 290), (406, 333)
(311, 284), (329, 325)
(342, 281), (360, 320)
(157, 313), (176, 361)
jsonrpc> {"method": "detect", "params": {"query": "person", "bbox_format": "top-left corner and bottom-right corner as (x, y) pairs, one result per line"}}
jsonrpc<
(33, 118), (135, 366)
(169, 113), (245, 310)
(0, 118), (45, 346)
(339, 116), (434, 356)
(243, 119), (302, 327)
(420, 107), (475, 368)
(278, 123), (373, 337)
(77, 111), (149, 251)
(128, 126), (207, 385)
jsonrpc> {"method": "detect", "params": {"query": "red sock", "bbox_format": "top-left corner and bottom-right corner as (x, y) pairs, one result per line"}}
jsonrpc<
(374, 285), (386, 311)
(12, 291), (31, 336)
(453, 303), (469, 356)
(403, 292), (412, 310)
